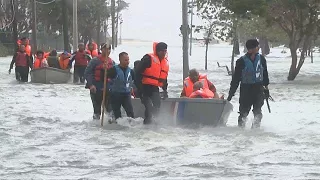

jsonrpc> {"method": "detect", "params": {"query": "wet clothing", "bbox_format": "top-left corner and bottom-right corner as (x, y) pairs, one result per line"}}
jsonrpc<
(107, 65), (135, 119)
(84, 56), (115, 117)
(228, 53), (269, 127)
(136, 54), (167, 124)
(69, 51), (91, 83)
(10, 51), (33, 82)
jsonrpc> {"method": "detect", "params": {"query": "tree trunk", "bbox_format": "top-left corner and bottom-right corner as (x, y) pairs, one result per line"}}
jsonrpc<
(96, 12), (101, 46)
(62, 0), (70, 52)
(234, 36), (240, 55)
(11, 0), (18, 53)
(231, 38), (235, 74)
(205, 39), (209, 70)
(287, 47), (298, 81)
(311, 47), (313, 63)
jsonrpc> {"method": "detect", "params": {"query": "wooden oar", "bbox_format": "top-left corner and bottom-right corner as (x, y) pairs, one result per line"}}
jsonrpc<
(100, 45), (109, 126)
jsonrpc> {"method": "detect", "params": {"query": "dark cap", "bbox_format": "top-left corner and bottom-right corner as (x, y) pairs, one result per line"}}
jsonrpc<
(36, 50), (44, 55)
(246, 39), (259, 50)
(156, 42), (167, 52)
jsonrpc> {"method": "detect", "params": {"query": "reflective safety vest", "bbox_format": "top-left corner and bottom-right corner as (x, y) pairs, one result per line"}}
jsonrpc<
(142, 53), (161, 86)
(189, 88), (215, 98)
(183, 74), (209, 97)
(241, 54), (264, 84)
(110, 65), (133, 93)
(15, 52), (28, 67)
(94, 56), (115, 82)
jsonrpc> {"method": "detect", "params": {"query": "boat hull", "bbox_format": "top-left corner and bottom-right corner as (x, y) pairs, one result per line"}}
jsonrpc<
(131, 98), (233, 126)
(30, 67), (72, 84)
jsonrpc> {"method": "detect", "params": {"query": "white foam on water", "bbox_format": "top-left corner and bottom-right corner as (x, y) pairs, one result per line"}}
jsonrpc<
(1, 43), (320, 179)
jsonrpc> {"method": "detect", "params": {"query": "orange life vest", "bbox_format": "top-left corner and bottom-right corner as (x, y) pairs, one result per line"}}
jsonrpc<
(34, 58), (47, 69)
(159, 58), (169, 87)
(183, 74), (209, 97)
(142, 53), (161, 86)
(74, 51), (88, 66)
(59, 54), (70, 70)
(86, 42), (98, 58)
(17, 39), (32, 56)
(44, 52), (50, 58)
(189, 88), (215, 98)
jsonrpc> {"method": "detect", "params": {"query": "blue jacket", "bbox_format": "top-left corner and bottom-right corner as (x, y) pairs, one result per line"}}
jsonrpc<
(241, 54), (264, 84)
(109, 65), (133, 94)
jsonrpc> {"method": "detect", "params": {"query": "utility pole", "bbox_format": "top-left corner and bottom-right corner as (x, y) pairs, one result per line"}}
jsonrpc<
(11, 0), (18, 52)
(72, 0), (78, 52)
(119, 15), (123, 45)
(31, 0), (37, 54)
(182, 0), (189, 80)
(111, 0), (115, 49)
(62, 0), (69, 52)
(189, 0), (194, 56)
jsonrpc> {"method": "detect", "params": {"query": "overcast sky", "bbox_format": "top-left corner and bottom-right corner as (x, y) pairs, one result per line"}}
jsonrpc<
(120, 0), (202, 44)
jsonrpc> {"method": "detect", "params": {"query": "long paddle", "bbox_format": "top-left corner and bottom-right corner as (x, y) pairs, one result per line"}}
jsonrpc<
(100, 45), (109, 126)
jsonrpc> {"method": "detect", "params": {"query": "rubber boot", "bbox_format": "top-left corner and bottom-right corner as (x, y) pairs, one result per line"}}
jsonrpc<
(252, 114), (262, 129)
(93, 114), (100, 120)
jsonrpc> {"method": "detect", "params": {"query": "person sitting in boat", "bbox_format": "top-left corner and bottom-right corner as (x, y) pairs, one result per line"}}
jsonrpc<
(189, 81), (220, 99)
(33, 50), (48, 69)
(46, 50), (60, 69)
(181, 69), (219, 98)
(86, 42), (99, 58)
(69, 43), (92, 84)
(59, 51), (71, 70)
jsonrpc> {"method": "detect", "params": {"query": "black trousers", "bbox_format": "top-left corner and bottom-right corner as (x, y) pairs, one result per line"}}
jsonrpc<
(141, 85), (161, 123)
(74, 66), (86, 83)
(15, 66), (29, 82)
(90, 90), (112, 115)
(238, 84), (264, 121)
(110, 93), (134, 120)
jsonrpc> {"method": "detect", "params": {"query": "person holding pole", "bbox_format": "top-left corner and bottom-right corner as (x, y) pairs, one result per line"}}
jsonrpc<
(84, 43), (115, 121)
(226, 39), (270, 129)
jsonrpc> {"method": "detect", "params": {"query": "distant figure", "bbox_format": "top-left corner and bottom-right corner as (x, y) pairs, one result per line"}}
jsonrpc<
(86, 42), (99, 58)
(189, 81), (215, 99)
(33, 50), (48, 69)
(135, 42), (169, 124)
(227, 39), (270, 129)
(8, 44), (33, 82)
(69, 43), (91, 84)
(17, 37), (32, 56)
(181, 69), (219, 98)
(107, 52), (135, 121)
(84, 43), (115, 120)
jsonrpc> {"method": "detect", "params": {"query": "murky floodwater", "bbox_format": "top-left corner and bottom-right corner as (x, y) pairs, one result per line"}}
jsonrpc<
(1, 43), (320, 179)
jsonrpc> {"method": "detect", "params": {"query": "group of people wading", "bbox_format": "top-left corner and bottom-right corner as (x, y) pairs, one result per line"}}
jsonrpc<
(8, 38), (270, 128)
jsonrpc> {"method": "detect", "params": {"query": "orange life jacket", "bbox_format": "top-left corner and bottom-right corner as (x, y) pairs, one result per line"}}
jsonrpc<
(189, 88), (215, 98)
(34, 58), (47, 69)
(59, 54), (70, 70)
(74, 51), (88, 66)
(142, 53), (161, 86)
(94, 55), (114, 82)
(159, 58), (169, 87)
(44, 52), (50, 58)
(86, 42), (98, 58)
(17, 39), (32, 56)
(183, 74), (209, 97)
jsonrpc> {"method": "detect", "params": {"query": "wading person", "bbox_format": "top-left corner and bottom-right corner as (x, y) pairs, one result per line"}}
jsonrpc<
(84, 43), (115, 120)
(227, 39), (270, 128)
(9, 44), (33, 82)
(136, 42), (169, 124)
(107, 52), (135, 122)
(69, 43), (91, 84)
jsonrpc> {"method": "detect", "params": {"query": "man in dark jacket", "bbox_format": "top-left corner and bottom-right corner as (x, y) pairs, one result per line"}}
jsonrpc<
(84, 43), (115, 120)
(9, 44), (33, 82)
(135, 42), (169, 124)
(227, 39), (270, 128)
